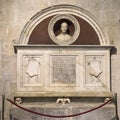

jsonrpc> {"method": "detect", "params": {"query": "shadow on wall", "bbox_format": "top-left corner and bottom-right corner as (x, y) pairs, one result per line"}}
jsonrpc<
(111, 47), (117, 55)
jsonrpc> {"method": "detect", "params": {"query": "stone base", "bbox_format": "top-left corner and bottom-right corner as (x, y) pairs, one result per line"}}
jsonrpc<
(10, 102), (116, 120)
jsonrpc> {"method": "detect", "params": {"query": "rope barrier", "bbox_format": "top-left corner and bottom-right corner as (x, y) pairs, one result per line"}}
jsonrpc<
(7, 98), (112, 118)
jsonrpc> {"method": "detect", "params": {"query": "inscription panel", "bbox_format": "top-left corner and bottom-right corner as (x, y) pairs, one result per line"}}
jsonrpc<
(50, 55), (77, 86)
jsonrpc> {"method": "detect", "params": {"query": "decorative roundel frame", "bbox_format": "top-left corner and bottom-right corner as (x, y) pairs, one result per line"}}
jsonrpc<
(48, 14), (80, 45)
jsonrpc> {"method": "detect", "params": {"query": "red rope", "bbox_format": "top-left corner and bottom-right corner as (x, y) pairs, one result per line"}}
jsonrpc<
(7, 98), (112, 118)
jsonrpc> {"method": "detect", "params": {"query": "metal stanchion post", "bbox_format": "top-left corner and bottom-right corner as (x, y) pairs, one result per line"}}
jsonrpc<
(115, 93), (119, 120)
(2, 95), (5, 120)
(112, 93), (119, 120)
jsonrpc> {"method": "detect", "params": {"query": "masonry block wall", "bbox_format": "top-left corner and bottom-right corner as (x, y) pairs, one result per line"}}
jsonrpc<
(0, 0), (120, 119)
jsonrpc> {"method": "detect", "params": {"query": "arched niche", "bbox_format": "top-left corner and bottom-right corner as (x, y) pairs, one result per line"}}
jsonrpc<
(18, 4), (109, 45)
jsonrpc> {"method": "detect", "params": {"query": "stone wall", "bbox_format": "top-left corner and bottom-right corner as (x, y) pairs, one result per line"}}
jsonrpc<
(0, 0), (120, 119)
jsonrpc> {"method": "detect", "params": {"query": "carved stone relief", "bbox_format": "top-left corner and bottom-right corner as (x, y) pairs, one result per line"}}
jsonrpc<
(56, 98), (71, 105)
(22, 56), (42, 86)
(15, 97), (23, 104)
(26, 57), (40, 83)
(85, 55), (104, 86)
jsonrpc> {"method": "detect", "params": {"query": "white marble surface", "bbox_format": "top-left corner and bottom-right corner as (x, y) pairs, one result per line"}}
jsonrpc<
(16, 46), (111, 93)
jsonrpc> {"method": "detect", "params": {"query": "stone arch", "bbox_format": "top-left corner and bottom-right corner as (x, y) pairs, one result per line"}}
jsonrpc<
(19, 4), (109, 45)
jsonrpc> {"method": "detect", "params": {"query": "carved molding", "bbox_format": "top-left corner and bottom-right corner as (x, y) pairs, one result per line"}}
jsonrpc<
(18, 54), (43, 87)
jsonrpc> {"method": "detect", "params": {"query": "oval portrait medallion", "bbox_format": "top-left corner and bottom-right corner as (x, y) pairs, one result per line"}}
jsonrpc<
(48, 14), (80, 45)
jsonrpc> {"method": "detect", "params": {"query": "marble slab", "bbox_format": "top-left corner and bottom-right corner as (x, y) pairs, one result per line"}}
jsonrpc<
(16, 46), (111, 94)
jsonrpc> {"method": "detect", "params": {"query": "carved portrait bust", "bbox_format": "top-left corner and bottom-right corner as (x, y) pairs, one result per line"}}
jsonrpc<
(56, 22), (71, 41)
(48, 14), (80, 45)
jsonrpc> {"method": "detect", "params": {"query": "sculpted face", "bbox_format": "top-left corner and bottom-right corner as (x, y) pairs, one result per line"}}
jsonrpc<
(56, 22), (71, 41)
(60, 22), (68, 33)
